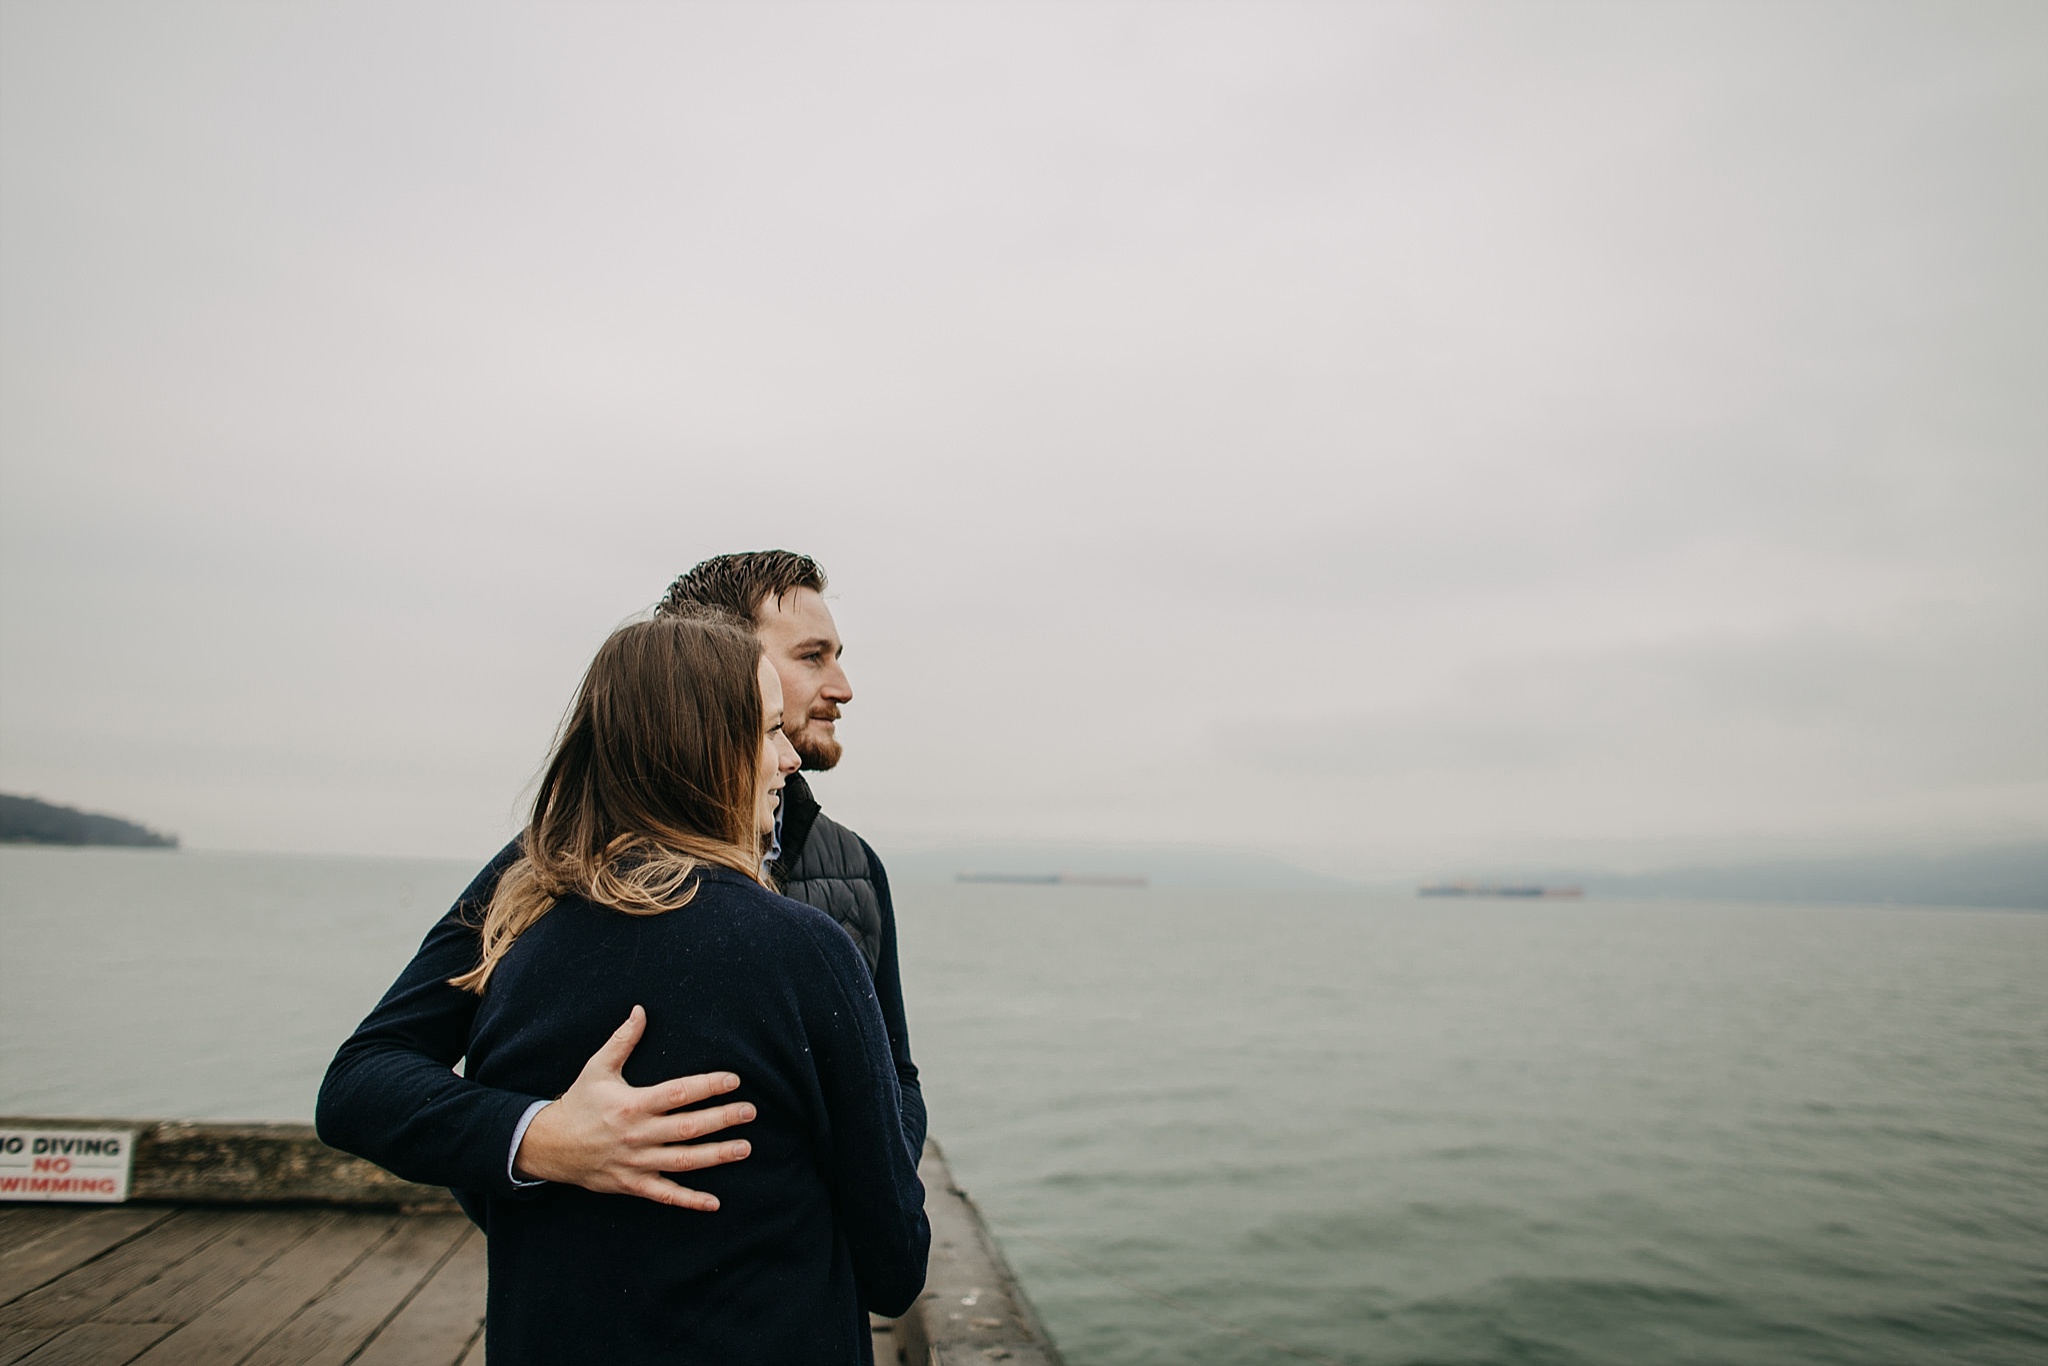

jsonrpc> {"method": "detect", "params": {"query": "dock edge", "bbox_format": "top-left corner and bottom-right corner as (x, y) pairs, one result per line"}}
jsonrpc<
(890, 1138), (1065, 1366)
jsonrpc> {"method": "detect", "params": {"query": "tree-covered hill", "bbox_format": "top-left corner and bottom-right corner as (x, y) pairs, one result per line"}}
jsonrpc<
(0, 794), (178, 848)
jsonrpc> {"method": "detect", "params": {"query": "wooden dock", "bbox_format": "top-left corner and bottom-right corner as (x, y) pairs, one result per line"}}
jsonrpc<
(1, 1203), (482, 1365)
(0, 1118), (1061, 1365)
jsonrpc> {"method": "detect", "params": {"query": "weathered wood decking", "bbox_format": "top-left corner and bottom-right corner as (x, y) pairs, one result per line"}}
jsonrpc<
(0, 1203), (483, 1365)
(0, 1119), (1057, 1366)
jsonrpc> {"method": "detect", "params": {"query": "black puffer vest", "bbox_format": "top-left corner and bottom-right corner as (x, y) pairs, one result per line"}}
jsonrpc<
(770, 774), (884, 973)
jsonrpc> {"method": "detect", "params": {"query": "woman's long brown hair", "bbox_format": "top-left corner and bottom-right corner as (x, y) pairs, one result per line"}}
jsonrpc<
(451, 612), (766, 993)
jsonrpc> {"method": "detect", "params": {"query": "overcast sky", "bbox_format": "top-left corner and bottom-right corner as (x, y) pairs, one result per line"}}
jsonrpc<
(2, 0), (2042, 875)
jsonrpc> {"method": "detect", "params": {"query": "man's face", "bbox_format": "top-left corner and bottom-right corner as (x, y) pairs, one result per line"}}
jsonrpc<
(753, 587), (852, 771)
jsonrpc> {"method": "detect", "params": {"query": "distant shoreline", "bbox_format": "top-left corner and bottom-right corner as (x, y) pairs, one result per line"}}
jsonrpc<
(0, 794), (177, 850)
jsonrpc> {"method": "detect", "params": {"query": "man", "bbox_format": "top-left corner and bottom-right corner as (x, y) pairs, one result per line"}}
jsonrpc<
(317, 550), (920, 1211)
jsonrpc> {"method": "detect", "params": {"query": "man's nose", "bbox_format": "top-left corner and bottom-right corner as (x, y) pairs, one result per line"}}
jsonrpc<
(822, 661), (852, 703)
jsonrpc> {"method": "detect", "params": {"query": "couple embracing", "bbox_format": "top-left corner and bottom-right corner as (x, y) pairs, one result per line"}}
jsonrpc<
(317, 551), (928, 1365)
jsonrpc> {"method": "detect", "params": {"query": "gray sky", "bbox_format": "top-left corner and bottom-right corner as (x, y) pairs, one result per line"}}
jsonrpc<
(3, 0), (2043, 875)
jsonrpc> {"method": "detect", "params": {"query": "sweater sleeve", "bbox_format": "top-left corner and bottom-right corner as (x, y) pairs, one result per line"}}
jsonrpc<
(316, 842), (546, 1198)
(799, 914), (933, 1318)
(860, 838), (927, 1158)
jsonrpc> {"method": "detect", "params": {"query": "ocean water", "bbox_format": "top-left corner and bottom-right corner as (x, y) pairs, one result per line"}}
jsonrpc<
(0, 846), (479, 1122)
(3, 847), (2045, 1365)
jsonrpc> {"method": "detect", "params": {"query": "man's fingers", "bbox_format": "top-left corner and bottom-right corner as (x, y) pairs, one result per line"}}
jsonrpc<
(646, 1138), (752, 1175)
(667, 1101), (756, 1142)
(646, 1070), (743, 1114)
(626, 1175), (720, 1212)
(580, 1005), (648, 1081)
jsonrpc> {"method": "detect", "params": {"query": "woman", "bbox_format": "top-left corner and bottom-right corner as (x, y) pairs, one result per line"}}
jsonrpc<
(454, 612), (928, 1365)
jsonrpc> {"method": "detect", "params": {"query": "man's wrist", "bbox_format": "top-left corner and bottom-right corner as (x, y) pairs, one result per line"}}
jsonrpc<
(508, 1098), (552, 1187)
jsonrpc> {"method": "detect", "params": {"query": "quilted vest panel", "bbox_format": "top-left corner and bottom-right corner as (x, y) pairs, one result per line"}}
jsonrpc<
(780, 809), (884, 973)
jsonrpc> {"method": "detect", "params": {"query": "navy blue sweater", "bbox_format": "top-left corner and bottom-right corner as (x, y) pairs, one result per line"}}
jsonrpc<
(464, 867), (927, 1363)
(317, 839), (924, 1200)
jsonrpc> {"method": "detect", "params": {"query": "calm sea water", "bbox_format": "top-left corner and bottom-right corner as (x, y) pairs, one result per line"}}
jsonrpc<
(3, 846), (2044, 1365)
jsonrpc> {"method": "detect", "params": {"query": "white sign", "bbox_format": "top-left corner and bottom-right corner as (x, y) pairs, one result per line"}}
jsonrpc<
(0, 1128), (136, 1202)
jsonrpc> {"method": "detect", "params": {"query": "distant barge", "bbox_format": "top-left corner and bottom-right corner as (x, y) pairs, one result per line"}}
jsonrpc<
(1419, 882), (1583, 898)
(956, 872), (1148, 888)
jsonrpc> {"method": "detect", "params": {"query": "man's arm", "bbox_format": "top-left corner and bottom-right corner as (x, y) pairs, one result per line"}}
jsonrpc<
(861, 838), (927, 1157)
(316, 843), (753, 1206)
(799, 916), (930, 1317)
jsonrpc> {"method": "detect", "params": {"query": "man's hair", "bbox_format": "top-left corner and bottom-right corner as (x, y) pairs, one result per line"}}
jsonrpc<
(657, 551), (827, 626)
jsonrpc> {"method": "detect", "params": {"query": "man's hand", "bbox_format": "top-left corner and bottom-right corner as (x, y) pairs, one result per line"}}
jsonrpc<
(512, 1005), (755, 1210)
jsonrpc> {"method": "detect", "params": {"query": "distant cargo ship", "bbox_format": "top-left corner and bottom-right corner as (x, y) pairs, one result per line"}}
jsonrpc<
(1419, 882), (1583, 898)
(956, 872), (1148, 888)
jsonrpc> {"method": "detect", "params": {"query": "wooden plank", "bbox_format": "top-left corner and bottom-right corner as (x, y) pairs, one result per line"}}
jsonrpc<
(128, 1213), (395, 1366)
(456, 1328), (486, 1366)
(99, 1210), (320, 1325)
(354, 1225), (485, 1366)
(0, 1209), (173, 1310)
(0, 1212), (229, 1330)
(14, 1321), (173, 1366)
(0, 1210), (77, 1248)
(240, 1216), (469, 1366)
(0, 1326), (62, 1366)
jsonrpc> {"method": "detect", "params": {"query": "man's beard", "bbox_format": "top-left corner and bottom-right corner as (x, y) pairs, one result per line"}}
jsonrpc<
(791, 724), (842, 772)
